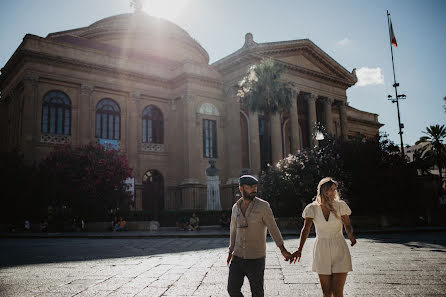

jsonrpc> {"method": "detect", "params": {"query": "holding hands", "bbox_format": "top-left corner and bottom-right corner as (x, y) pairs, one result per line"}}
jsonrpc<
(291, 248), (302, 263)
(348, 234), (357, 246)
(280, 249), (294, 263)
(279, 245), (297, 264)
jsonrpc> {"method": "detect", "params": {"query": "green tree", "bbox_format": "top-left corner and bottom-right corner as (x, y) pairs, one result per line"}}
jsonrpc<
(259, 134), (345, 216)
(416, 124), (446, 191)
(237, 58), (295, 168)
(260, 133), (419, 217)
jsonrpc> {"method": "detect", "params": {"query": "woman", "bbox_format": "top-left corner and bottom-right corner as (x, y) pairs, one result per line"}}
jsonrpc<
(293, 177), (356, 297)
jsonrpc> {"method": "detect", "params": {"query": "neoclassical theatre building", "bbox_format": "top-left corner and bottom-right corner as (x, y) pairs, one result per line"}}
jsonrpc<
(0, 12), (382, 214)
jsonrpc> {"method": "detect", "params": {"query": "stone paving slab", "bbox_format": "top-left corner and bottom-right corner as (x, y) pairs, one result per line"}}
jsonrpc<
(0, 232), (445, 296)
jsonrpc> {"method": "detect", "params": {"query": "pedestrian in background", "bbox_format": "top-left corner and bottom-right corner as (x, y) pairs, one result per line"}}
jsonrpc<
(24, 218), (31, 231)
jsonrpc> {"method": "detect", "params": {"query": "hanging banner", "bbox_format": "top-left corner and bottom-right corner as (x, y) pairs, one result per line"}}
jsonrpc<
(124, 177), (135, 201)
(99, 139), (119, 150)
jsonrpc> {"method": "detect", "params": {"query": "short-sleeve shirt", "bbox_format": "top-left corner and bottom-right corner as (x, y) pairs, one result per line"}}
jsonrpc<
(302, 199), (353, 274)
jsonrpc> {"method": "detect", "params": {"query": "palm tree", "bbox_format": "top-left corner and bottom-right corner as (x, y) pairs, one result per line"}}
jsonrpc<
(237, 58), (295, 169)
(416, 124), (446, 191)
(443, 96), (446, 114)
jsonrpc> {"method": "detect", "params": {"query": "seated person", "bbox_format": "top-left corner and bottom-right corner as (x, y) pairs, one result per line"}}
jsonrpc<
(114, 217), (127, 231)
(40, 219), (48, 232)
(219, 212), (230, 229)
(24, 219), (31, 231)
(176, 216), (190, 231)
(189, 213), (200, 231)
(111, 216), (118, 231)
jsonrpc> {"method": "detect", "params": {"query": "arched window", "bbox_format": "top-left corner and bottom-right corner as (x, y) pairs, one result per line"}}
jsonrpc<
(142, 105), (163, 144)
(95, 98), (120, 140)
(41, 90), (71, 135)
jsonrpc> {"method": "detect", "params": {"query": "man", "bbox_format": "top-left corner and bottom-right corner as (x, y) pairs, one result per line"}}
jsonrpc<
(227, 175), (293, 297)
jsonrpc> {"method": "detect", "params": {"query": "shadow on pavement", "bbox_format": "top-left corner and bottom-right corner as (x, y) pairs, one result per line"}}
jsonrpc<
(357, 231), (446, 250)
(0, 237), (229, 268)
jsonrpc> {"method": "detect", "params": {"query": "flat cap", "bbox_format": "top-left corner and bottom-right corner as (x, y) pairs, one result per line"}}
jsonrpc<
(239, 175), (258, 186)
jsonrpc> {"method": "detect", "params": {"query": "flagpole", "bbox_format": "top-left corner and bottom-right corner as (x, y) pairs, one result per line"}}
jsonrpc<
(386, 10), (405, 158)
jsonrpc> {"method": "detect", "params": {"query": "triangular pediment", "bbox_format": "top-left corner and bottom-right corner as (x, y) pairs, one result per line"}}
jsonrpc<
(213, 37), (357, 87)
(262, 41), (357, 85)
(276, 55), (325, 74)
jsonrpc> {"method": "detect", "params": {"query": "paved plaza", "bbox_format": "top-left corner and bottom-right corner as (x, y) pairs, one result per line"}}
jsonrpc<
(0, 232), (445, 296)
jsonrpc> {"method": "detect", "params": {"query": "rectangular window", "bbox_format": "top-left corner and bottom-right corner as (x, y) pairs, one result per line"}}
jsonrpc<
(203, 119), (217, 158)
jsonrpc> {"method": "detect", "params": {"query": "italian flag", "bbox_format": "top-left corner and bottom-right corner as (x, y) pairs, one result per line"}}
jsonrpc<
(389, 20), (398, 47)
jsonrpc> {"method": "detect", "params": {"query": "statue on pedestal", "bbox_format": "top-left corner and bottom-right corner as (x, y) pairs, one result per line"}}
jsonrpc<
(205, 158), (221, 210)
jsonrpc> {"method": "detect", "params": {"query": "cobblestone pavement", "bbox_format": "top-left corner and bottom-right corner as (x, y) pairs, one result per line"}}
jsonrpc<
(0, 232), (445, 296)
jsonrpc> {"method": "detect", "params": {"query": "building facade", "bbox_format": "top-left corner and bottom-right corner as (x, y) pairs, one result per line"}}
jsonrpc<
(0, 12), (382, 214)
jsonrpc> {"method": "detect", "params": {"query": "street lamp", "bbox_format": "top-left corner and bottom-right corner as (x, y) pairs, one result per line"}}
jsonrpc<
(387, 92), (406, 157)
(315, 131), (325, 141)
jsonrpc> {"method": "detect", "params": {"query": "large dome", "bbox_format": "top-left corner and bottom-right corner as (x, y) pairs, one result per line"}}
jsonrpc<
(47, 13), (209, 64)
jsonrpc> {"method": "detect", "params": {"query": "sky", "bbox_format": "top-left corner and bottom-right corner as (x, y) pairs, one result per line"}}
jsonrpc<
(0, 0), (445, 146)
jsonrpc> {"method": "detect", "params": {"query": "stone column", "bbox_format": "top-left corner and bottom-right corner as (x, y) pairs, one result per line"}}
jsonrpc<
(224, 86), (242, 183)
(128, 92), (140, 184)
(306, 93), (318, 148)
(21, 72), (38, 162)
(180, 94), (200, 185)
(248, 111), (261, 175)
(339, 102), (349, 139)
(289, 91), (301, 153)
(271, 112), (282, 164)
(79, 84), (93, 145)
(322, 97), (334, 136)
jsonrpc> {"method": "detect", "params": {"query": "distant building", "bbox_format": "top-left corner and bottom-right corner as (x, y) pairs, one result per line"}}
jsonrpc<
(0, 12), (382, 215)
(404, 142), (446, 177)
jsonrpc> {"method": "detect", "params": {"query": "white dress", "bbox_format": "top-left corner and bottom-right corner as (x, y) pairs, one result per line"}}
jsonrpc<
(302, 200), (353, 275)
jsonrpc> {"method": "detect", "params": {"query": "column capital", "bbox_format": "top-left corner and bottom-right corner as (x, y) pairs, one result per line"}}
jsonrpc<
(224, 85), (237, 98)
(321, 97), (334, 105)
(23, 72), (38, 86)
(338, 101), (348, 108)
(292, 87), (301, 95)
(181, 94), (196, 102)
(170, 97), (179, 111)
(1, 89), (18, 104)
(249, 110), (259, 119)
(80, 84), (93, 95)
(306, 93), (318, 103)
(130, 91), (141, 100)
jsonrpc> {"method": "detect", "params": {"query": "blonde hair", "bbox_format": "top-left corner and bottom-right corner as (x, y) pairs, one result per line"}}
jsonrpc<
(314, 177), (340, 219)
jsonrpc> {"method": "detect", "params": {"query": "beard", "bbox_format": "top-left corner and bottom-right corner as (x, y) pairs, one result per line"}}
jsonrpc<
(242, 188), (256, 200)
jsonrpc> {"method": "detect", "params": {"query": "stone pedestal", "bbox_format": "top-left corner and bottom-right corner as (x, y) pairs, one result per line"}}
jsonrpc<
(206, 175), (221, 210)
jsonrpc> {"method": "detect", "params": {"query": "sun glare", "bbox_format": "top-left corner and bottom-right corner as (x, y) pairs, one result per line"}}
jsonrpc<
(143, 0), (189, 20)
